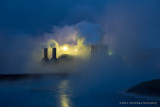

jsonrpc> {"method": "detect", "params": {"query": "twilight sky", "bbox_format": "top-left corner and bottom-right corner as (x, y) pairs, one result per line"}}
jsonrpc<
(0, 0), (159, 35)
(0, 0), (109, 34)
(0, 0), (160, 73)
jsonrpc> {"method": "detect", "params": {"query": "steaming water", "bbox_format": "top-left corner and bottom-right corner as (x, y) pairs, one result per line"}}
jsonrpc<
(0, 68), (159, 107)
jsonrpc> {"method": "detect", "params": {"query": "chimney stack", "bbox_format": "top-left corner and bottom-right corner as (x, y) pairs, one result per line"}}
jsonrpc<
(42, 48), (49, 63)
(50, 48), (59, 63)
(52, 48), (57, 60)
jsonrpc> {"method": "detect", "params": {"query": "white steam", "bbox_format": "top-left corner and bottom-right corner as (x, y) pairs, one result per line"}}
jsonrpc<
(43, 21), (104, 46)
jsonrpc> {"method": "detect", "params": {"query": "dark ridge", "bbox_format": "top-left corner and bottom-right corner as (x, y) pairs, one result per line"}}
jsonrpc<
(58, 54), (75, 62)
(127, 79), (160, 97)
(0, 73), (69, 81)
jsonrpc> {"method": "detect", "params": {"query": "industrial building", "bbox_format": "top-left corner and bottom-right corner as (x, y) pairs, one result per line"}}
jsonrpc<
(41, 44), (108, 64)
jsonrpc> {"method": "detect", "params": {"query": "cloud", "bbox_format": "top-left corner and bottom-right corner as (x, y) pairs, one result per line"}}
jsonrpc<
(43, 21), (104, 45)
(1, 0), (160, 74)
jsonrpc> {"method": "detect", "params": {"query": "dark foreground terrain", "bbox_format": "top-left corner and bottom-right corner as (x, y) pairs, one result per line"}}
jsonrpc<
(0, 73), (68, 81)
(0, 73), (159, 107)
(127, 79), (160, 97)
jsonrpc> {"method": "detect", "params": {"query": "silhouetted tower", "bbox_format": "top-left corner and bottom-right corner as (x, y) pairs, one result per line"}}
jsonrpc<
(50, 48), (59, 64)
(42, 48), (49, 63)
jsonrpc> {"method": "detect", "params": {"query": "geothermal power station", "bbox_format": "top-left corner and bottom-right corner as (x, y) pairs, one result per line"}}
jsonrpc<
(42, 44), (108, 64)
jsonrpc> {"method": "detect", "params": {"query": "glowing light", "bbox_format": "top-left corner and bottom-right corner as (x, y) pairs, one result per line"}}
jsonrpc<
(74, 49), (78, 52)
(108, 51), (112, 56)
(59, 80), (71, 107)
(43, 38), (91, 59)
(61, 94), (70, 107)
(63, 46), (68, 51)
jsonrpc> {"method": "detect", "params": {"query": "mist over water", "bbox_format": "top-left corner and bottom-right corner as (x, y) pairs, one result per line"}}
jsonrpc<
(0, 0), (160, 107)
(0, 0), (160, 74)
(0, 56), (159, 107)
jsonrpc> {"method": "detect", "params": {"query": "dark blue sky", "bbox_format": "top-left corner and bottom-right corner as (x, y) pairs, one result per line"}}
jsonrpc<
(0, 0), (160, 41)
(0, 0), (160, 73)
(0, 0), (111, 34)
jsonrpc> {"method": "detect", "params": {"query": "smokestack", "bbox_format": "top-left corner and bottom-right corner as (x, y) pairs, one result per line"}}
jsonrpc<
(52, 48), (57, 60)
(50, 48), (59, 64)
(42, 48), (49, 63)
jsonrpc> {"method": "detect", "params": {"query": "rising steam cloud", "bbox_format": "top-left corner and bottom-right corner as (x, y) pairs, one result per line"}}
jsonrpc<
(43, 21), (104, 46)
(0, 2), (160, 107)
(0, 0), (160, 74)
(33, 21), (105, 60)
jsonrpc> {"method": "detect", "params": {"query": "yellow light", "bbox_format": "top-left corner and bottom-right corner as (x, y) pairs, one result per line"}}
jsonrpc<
(74, 49), (78, 52)
(63, 46), (68, 51)
(43, 38), (91, 59)
(59, 80), (71, 107)
(108, 51), (112, 56)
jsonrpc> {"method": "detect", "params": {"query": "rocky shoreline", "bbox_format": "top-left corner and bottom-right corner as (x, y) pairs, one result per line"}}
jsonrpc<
(127, 79), (160, 97)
